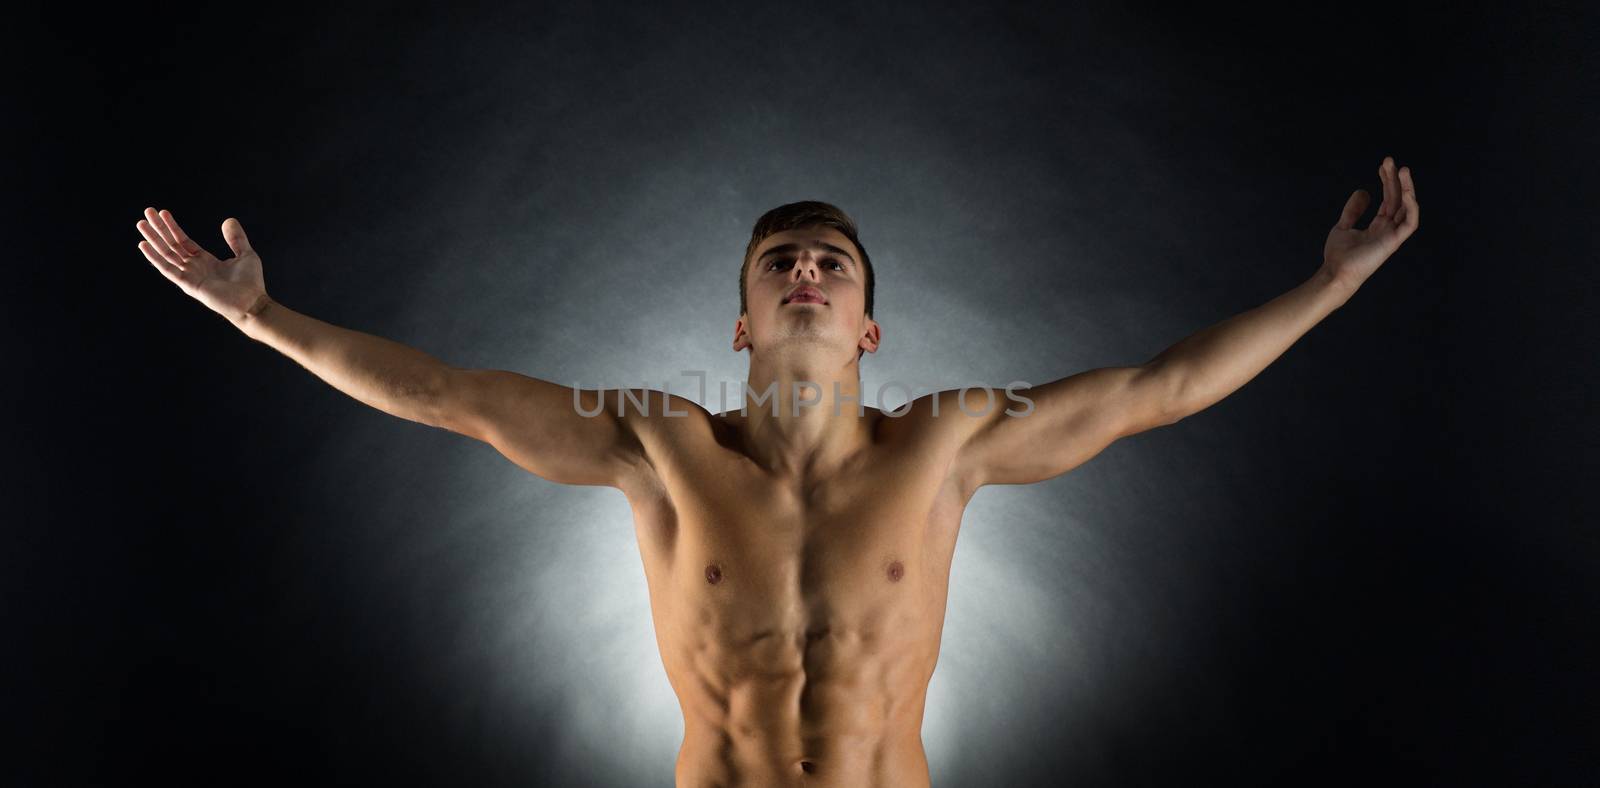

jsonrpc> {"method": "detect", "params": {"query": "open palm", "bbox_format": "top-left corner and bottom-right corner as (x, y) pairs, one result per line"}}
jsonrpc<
(136, 207), (268, 322)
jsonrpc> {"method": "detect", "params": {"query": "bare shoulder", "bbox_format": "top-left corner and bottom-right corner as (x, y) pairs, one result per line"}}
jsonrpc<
(618, 389), (732, 442)
(868, 388), (1019, 497)
(873, 388), (1013, 445)
(613, 389), (742, 485)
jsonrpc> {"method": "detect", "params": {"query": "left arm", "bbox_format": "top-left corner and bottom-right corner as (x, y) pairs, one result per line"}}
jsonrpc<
(1140, 266), (1357, 423)
(956, 156), (1419, 489)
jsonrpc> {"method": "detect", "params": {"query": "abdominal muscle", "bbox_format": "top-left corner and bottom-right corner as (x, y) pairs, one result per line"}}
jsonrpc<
(619, 402), (969, 787)
(665, 617), (940, 788)
(631, 499), (963, 786)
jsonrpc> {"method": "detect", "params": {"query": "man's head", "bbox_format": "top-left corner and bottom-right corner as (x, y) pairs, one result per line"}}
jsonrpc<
(734, 201), (880, 364)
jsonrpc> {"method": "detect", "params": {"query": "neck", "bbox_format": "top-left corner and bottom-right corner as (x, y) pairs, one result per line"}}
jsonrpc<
(735, 348), (870, 477)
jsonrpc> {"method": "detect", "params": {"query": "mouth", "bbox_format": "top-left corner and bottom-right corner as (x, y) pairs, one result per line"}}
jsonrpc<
(783, 287), (828, 305)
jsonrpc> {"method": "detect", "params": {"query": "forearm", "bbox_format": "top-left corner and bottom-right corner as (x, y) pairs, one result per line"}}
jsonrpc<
(231, 294), (451, 428)
(1146, 267), (1358, 421)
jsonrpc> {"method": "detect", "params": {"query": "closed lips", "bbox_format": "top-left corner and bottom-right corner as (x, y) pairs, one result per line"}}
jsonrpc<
(784, 287), (827, 304)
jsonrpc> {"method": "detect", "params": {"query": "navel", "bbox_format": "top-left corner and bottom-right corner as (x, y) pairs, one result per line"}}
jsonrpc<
(886, 560), (905, 582)
(705, 563), (723, 585)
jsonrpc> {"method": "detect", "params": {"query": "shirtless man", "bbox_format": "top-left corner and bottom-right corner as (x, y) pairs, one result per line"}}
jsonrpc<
(134, 157), (1417, 787)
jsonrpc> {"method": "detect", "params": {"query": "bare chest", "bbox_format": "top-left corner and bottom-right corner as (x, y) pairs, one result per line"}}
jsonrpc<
(622, 428), (970, 645)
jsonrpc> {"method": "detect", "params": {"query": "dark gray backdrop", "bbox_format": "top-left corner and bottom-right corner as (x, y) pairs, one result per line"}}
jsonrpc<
(9, 1), (1596, 786)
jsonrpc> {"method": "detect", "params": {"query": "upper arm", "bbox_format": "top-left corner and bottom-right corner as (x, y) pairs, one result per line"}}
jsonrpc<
(434, 367), (649, 489)
(954, 364), (1181, 489)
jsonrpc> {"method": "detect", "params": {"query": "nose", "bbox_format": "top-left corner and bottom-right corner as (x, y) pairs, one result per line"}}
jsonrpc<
(790, 255), (822, 281)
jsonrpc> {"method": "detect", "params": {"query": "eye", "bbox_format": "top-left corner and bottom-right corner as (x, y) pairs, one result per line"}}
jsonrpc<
(764, 257), (846, 271)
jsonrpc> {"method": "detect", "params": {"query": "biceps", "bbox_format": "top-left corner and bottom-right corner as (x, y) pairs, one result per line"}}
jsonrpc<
(437, 368), (642, 487)
(963, 365), (1174, 487)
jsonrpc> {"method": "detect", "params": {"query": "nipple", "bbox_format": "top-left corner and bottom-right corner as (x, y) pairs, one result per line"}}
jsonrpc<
(886, 560), (904, 582)
(705, 563), (723, 585)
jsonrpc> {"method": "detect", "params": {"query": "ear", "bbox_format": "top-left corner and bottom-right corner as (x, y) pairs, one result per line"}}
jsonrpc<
(858, 317), (881, 354)
(733, 313), (752, 352)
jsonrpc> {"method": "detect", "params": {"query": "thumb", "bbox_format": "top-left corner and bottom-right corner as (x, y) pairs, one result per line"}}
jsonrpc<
(222, 217), (254, 257)
(1334, 189), (1369, 231)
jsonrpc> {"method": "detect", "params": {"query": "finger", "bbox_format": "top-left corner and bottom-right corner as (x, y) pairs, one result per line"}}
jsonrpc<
(1399, 166), (1419, 235)
(144, 207), (180, 252)
(158, 209), (206, 258)
(221, 217), (254, 258)
(1376, 157), (1398, 221)
(1335, 189), (1370, 230)
(137, 218), (187, 268)
(139, 240), (191, 287)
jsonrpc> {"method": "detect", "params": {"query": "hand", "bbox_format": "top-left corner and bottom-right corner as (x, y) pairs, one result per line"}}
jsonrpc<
(1320, 156), (1420, 292)
(136, 207), (269, 324)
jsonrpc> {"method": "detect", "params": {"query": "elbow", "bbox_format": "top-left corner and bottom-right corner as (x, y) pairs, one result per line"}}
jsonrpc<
(1149, 404), (1185, 430)
(1138, 361), (1190, 428)
(408, 366), (455, 431)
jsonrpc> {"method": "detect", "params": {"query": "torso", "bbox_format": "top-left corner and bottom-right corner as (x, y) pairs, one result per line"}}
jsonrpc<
(615, 393), (979, 788)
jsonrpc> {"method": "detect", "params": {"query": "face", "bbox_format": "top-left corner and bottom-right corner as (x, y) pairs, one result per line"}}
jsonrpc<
(734, 226), (880, 362)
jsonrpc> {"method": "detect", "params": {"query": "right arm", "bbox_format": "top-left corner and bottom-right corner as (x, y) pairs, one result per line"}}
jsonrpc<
(235, 294), (453, 430)
(138, 207), (648, 489)
(237, 298), (646, 488)
(432, 369), (650, 488)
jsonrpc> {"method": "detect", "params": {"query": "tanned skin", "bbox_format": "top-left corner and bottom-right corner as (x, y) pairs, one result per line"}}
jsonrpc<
(136, 157), (1417, 787)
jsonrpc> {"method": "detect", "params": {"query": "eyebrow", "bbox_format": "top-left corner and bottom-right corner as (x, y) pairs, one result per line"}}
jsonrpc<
(756, 241), (857, 266)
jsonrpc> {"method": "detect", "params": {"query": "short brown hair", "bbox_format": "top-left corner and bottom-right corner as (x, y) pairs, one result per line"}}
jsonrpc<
(739, 200), (875, 318)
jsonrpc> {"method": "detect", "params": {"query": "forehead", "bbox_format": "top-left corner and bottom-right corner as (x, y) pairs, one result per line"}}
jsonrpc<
(752, 226), (857, 260)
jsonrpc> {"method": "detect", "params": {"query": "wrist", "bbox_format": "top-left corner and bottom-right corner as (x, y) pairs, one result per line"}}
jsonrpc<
(1312, 266), (1360, 305)
(232, 292), (275, 332)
